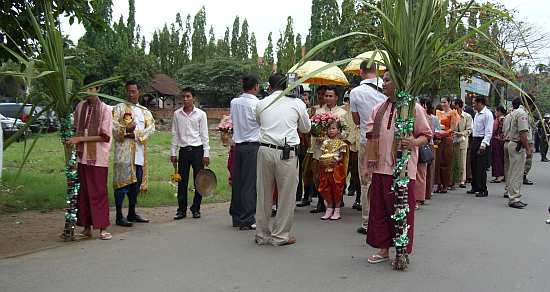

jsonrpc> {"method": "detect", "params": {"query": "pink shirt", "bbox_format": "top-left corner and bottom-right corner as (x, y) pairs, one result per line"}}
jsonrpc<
(366, 102), (432, 180)
(74, 100), (113, 167)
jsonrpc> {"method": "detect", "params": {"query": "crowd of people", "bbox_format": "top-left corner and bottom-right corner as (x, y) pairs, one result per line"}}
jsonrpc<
(68, 61), (548, 266)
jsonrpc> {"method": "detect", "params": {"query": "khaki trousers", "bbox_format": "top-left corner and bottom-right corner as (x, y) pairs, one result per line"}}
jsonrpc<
(452, 145), (467, 184)
(358, 144), (371, 229)
(505, 141), (526, 202)
(255, 147), (299, 245)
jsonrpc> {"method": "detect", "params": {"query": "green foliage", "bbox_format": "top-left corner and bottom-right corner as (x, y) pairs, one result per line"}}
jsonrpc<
(261, 32), (275, 80)
(238, 19), (250, 60)
(176, 58), (260, 107)
(250, 33), (259, 62)
(231, 16), (240, 58)
(308, 0), (341, 61)
(191, 6), (208, 63)
(277, 17), (296, 73)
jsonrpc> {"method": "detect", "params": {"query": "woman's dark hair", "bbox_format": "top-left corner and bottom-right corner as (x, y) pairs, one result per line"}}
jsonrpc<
(420, 97), (435, 115)
(496, 105), (507, 115)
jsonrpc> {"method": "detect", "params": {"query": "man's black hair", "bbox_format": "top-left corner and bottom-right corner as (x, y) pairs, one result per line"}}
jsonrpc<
(512, 97), (521, 109)
(125, 80), (140, 89)
(317, 85), (329, 92)
(474, 96), (487, 105)
(242, 74), (259, 91)
(453, 98), (464, 108)
(360, 60), (377, 74)
(181, 86), (195, 96)
(83, 74), (100, 86)
(268, 73), (287, 91)
(496, 105), (507, 115)
(325, 86), (337, 94)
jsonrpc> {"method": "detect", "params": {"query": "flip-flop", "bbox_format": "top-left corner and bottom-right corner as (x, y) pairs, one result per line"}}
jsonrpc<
(368, 254), (389, 264)
(99, 232), (112, 240)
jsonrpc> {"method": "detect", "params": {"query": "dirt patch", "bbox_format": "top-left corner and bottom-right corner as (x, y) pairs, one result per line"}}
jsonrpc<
(0, 203), (229, 259)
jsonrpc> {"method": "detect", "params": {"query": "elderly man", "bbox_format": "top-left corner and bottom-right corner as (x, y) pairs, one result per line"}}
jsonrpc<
(255, 73), (311, 246)
(112, 80), (156, 227)
(229, 75), (261, 230)
(349, 60), (387, 235)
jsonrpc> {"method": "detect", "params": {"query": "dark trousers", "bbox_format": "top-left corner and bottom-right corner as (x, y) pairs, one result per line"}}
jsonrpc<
(177, 146), (204, 213)
(347, 151), (361, 202)
(471, 137), (490, 192)
(296, 145), (307, 201)
(114, 165), (143, 219)
(540, 138), (548, 160)
(229, 143), (259, 227)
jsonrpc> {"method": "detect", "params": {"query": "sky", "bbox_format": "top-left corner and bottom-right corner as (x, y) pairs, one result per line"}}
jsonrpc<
(60, 0), (550, 61)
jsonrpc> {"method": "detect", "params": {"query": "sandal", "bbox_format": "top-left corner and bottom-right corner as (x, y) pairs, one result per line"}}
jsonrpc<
(367, 254), (389, 264)
(99, 232), (112, 240)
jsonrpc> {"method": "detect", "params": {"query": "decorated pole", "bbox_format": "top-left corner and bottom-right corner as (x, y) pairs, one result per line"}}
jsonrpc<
(390, 91), (416, 271)
(60, 115), (80, 241)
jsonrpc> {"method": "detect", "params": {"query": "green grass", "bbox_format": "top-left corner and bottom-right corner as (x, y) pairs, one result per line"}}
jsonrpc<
(0, 131), (231, 210)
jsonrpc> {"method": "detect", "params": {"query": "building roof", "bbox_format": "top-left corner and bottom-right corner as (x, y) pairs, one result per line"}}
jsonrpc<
(151, 74), (180, 96)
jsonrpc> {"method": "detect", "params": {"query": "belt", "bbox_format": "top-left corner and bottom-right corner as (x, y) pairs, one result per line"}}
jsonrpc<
(180, 145), (203, 151)
(473, 137), (484, 140)
(260, 143), (297, 151)
(236, 142), (260, 146)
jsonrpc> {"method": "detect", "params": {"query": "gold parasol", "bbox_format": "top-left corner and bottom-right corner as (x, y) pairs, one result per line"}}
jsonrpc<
(289, 61), (349, 86)
(343, 50), (389, 76)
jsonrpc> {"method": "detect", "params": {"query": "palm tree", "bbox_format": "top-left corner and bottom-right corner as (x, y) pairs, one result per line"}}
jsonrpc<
(1, 1), (123, 240)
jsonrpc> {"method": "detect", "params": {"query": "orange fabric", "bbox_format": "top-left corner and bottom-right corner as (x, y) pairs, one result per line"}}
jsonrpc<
(436, 110), (460, 136)
(318, 162), (347, 207)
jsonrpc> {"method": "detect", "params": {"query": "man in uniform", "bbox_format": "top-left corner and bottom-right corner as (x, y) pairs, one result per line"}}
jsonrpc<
(537, 113), (550, 162)
(503, 97), (531, 209)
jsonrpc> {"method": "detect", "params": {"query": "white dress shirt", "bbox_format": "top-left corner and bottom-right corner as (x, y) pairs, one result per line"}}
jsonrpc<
(256, 90), (311, 146)
(230, 93), (260, 143)
(350, 78), (388, 144)
(171, 106), (210, 157)
(132, 105), (145, 166)
(472, 106), (494, 147)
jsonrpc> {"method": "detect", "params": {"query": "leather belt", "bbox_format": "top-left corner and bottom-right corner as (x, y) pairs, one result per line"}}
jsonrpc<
(260, 143), (297, 152)
(236, 142), (260, 146)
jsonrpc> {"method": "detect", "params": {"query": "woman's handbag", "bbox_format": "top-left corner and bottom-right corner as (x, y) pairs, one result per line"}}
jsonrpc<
(419, 144), (434, 163)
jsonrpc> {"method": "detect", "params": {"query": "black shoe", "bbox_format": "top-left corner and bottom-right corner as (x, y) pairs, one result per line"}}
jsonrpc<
(467, 189), (478, 194)
(347, 191), (356, 197)
(127, 214), (150, 223)
(296, 201), (311, 207)
(459, 184), (466, 188)
(508, 201), (525, 209)
(352, 202), (362, 211)
(239, 225), (256, 231)
(541, 158), (549, 162)
(174, 212), (186, 220)
(503, 194), (509, 198)
(475, 191), (488, 197)
(523, 177), (534, 185)
(357, 227), (367, 235)
(116, 218), (133, 227)
(340, 201), (345, 207)
(310, 208), (325, 214)
(271, 209), (277, 217)
(192, 211), (201, 219)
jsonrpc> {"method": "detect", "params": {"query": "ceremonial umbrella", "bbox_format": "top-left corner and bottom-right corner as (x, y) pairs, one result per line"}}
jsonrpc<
(343, 50), (389, 75)
(289, 61), (349, 86)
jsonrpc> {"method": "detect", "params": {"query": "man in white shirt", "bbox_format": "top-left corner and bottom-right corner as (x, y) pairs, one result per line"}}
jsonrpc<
(255, 73), (311, 246)
(349, 61), (387, 234)
(467, 96), (493, 197)
(229, 75), (261, 230)
(171, 87), (210, 220)
(112, 81), (156, 227)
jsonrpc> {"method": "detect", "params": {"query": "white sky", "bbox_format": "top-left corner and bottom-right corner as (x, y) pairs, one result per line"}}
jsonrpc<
(60, 0), (550, 60)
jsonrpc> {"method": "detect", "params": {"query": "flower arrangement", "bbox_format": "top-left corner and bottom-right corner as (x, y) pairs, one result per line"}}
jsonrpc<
(217, 120), (233, 133)
(310, 112), (345, 137)
(217, 116), (233, 147)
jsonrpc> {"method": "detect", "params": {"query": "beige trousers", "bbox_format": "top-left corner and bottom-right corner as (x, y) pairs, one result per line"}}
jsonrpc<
(358, 144), (371, 229)
(505, 141), (526, 202)
(255, 146), (299, 245)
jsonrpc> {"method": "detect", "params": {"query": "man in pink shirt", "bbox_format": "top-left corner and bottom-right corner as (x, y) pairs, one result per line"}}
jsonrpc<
(363, 71), (432, 264)
(66, 74), (113, 240)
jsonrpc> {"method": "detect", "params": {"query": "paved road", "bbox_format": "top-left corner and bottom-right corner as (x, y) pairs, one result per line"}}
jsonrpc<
(1, 161), (549, 292)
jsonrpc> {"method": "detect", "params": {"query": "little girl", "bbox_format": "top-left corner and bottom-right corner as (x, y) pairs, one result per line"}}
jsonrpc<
(318, 121), (349, 220)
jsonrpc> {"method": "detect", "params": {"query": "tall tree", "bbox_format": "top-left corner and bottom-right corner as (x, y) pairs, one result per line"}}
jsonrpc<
(208, 26), (216, 57)
(338, 0), (357, 58)
(231, 16), (240, 57)
(262, 32), (275, 79)
(295, 33), (303, 61)
(127, 0), (136, 45)
(238, 19), (250, 60)
(250, 32), (259, 62)
(191, 6), (208, 63)
(308, 0), (341, 61)
(182, 14), (192, 63)
(278, 16), (296, 73)
(218, 27), (231, 57)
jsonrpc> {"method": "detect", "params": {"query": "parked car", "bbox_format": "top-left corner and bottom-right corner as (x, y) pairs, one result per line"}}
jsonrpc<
(0, 103), (60, 132)
(0, 113), (27, 141)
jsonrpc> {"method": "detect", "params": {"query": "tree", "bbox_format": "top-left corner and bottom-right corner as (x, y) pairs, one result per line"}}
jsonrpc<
(238, 19), (250, 60)
(0, 0), (107, 61)
(250, 32), (259, 63)
(338, 0), (357, 58)
(127, 0), (136, 45)
(218, 27), (231, 57)
(307, 0), (341, 61)
(295, 33), (303, 61)
(262, 32), (275, 79)
(207, 26), (217, 57)
(277, 16), (296, 73)
(231, 16), (240, 57)
(175, 58), (260, 107)
(191, 6), (208, 63)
